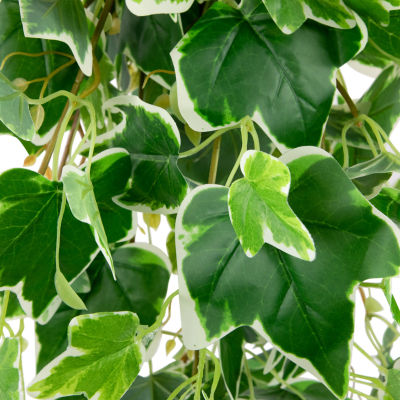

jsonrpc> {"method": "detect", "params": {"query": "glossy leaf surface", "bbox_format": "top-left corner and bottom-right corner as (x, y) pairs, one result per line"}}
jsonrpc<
(176, 147), (400, 397)
(172, 0), (363, 150)
(19, 0), (92, 75)
(29, 312), (142, 400)
(229, 150), (315, 259)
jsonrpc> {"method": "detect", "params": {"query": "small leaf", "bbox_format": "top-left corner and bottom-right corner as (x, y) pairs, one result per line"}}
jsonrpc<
(29, 312), (142, 400)
(228, 150), (315, 260)
(184, 124), (201, 146)
(0, 71), (35, 140)
(62, 165), (115, 277)
(154, 94), (170, 110)
(125, 0), (194, 16)
(365, 297), (383, 314)
(143, 213), (161, 230)
(54, 270), (87, 311)
(0, 337), (20, 400)
(30, 104), (45, 131)
(19, 0), (92, 75)
(166, 339), (176, 355)
(23, 154), (37, 166)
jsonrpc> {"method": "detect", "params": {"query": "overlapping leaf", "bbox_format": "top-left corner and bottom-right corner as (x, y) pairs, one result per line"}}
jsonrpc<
(98, 95), (188, 212)
(36, 244), (170, 370)
(228, 150), (315, 260)
(172, 0), (363, 150)
(346, 153), (400, 179)
(125, 0), (194, 16)
(0, 337), (20, 400)
(19, 0), (92, 75)
(29, 312), (142, 400)
(176, 147), (400, 397)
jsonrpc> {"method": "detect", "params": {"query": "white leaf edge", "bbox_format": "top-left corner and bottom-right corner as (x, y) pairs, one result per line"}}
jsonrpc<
(18, 0), (92, 76)
(227, 149), (315, 261)
(126, 0), (195, 16)
(176, 146), (400, 399)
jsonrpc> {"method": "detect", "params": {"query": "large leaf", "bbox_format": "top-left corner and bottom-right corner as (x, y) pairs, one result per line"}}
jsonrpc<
(0, 169), (97, 322)
(122, 371), (187, 399)
(19, 0), (92, 75)
(98, 95), (188, 212)
(125, 0), (194, 16)
(0, 0), (78, 146)
(176, 147), (400, 398)
(0, 337), (20, 400)
(36, 244), (170, 370)
(171, 0), (364, 151)
(29, 312), (142, 400)
(0, 71), (35, 141)
(371, 187), (400, 225)
(228, 150), (315, 260)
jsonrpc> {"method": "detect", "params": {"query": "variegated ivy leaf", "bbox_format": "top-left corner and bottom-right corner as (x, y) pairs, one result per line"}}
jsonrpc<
(0, 71), (35, 141)
(29, 312), (142, 400)
(97, 95), (188, 213)
(126, 0), (195, 16)
(228, 150), (315, 260)
(346, 153), (400, 179)
(263, 0), (400, 34)
(62, 166), (115, 277)
(0, 337), (20, 400)
(176, 147), (400, 398)
(171, 0), (364, 151)
(18, 0), (92, 75)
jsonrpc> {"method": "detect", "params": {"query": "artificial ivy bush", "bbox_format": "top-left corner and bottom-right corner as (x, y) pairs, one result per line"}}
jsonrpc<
(2, 0), (400, 399)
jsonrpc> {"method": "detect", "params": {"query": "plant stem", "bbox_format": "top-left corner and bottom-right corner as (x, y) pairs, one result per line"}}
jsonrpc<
(360, 282), (384, 289)
(0, 290), (10, 337)
(206, 349), (221, 400)
(336, 78), (358, 118)
(348, 387), (377, 400)
(243, 355), (256, 400)
(194, 349), (206, 400)
(17, 319), (26, 400)
(353, 343), (387, 375)
(208, 136), (222, 184)
(249, 121), (260, 151)
(179, 126), (233, 158)
(166, 375), (198, 400)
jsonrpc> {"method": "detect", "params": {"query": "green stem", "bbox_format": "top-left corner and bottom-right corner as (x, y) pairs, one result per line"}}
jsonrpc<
(370, 314), (400, 337)
(243, 355), (255, 400)
(225, 121), (248, 186)
(359, 125), (378, 157)
(179, 386), (194, 400)
(269, 368), (306, 400)
(0, 290), (10, 337)
(206, 349), (221, 400)
(248, 121), (260, 151)
(179, 126), (234, 158)
(341, 119), (355, 169)
(353, 343), (387, 375)
(56, 193), (67, 275)
(3, 321), (14, 337)
(348, 387), (378, 400)
(18, 319), (26, 400)
(365, 317), (387, 367)
(360, 282), (384, 289)
(137, 290), (178, 341)
(166, 375), (197, 400)
(194, 349), (206, 400)
(350, 373), (386, 391)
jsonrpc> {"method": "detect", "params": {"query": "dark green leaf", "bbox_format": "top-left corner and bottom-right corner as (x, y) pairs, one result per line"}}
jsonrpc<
(176, 147), (400, 397)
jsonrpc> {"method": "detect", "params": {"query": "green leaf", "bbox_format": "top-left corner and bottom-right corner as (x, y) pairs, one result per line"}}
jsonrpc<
(99, 95), (188, 212)
(171, 0), (364, 150)
(0, 71), (35, 140)
(0, 0), (78, 146)
(54, 270), (87, 311)
(36, 244), (170, 370)
(219, 329), (244, 399)
(125, 0), (194, 16)
(262, 0), (354, 34)
(346, 153), (400, 179)
(371, 187), (400, 225)
(0, 292), (25, 319)
(176, 147), (400, 398)
(228, 150), (315, 260)
(19, 0), (92, 75)
(0, 168), (97, 322)
(122, 371), (187, 399)
(117, 7), (182, 88)
(29, 312), (142, 400)
(387, 369), (400, 400)
(0, 337), (20, 400)
(62, 165), (115, 277)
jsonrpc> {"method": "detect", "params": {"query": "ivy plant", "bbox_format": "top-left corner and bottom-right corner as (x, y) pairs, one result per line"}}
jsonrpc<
(2, 0), (400, 399)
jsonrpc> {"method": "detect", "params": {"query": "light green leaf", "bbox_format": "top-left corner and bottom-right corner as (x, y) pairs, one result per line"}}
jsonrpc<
(262, 0), (354, 34)
(29, 312), (142, 400)
(176, 147), (400, 398)
(371, 187), (400, 225)
(0, 337), (20, 400)
(346, 153), (400, 179)
(0, 169), (98, 322)
(228, 150), (315, 260)
(18, 0), (92, 75)
(54, 270), (87, 311)
(62, 165), (115, 277)
(171, 0), (364, 151)
(36, 244), (170, 370)
(0, 71), (35, 141)
(97, 95), (188, 212)
(126, 0), (194, 16)
(387, 369), (400, 400)
(122, 371), (187, 399)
